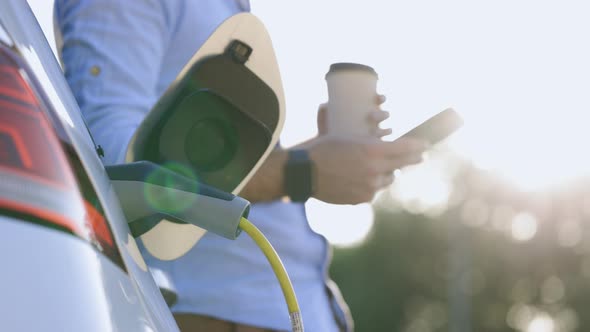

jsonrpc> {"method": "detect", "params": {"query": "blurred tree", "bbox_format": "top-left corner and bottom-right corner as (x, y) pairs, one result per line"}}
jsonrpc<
(330, 158), (590, 332)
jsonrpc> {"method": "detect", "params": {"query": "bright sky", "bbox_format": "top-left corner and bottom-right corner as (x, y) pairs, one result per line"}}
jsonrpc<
(27, 0), (590, 246)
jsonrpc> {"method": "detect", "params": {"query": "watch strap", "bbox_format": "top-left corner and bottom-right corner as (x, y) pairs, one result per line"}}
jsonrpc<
(284, 149), (314, 202)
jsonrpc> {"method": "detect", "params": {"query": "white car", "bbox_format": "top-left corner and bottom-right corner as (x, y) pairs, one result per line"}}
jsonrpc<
(0, 1), (294, 331)
(0, 1), (182, 330)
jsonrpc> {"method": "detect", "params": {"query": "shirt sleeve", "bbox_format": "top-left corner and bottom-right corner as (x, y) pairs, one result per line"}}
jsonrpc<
(54, 0), (172, 165)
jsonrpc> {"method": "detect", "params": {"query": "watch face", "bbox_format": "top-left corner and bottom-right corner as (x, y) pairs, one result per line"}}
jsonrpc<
(285, 150), (314, 202)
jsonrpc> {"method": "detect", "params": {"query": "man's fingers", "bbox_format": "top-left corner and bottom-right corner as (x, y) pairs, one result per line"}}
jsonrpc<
(367, 110), (391, 137)
(317, 103), (328, 135)
(378, 173), (395, 188)
(375, 94), (386, 105)
(368, 110), (390, 124)
(372, 138), (429, 158)
(392, 153), (424, 168)
(375, 153), (424, 173)
(374, 128), (393, 138)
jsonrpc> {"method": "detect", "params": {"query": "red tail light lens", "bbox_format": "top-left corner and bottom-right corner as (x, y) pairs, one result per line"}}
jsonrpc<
(0, 44), (118, 260)
(0, 76), (75, 190)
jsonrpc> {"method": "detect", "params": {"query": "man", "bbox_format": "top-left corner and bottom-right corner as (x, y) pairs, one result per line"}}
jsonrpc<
(55, 1), (426, 331)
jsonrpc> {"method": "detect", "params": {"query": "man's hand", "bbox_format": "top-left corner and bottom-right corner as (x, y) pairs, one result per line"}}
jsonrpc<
(317, 94), (393, 138)
(239, 94), (428, 204)
(308, 94), (427, 204)
(307, 136), (427, 204)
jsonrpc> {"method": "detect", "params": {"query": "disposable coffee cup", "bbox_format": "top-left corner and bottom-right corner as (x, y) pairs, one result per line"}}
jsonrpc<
(325, 63), (389, 189)
(325, 63), (379, 138)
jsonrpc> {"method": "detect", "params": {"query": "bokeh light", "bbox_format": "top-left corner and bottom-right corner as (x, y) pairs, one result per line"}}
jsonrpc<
(556, 219), (582, 248)
(510, 212), (538, 242)
(555, 308), (579, 332)
(527, 313), (555, 332)
(506, 303), (535, 330)
(541, 276), (565, 304)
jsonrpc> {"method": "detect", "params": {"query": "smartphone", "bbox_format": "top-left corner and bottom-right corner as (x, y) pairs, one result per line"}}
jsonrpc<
(394, 108), (463, 146)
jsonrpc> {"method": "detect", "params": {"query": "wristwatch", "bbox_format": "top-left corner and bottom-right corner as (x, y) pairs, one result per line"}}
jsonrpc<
(284, 149), (315, 202)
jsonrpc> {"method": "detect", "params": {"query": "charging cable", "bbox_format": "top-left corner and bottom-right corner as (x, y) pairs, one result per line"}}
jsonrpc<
(239, 217), (304, 332)
(107, 162), (304, 331)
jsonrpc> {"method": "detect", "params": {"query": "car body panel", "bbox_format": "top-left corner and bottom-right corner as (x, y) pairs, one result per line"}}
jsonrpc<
(0, 21), (13, 47)
(0, 216), (152, 332)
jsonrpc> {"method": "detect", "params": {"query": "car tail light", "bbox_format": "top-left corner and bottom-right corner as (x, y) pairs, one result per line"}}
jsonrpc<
(0, 44), (117, 257)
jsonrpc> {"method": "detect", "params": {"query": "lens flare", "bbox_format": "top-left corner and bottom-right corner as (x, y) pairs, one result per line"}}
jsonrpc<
(144, 162), (199, 214)
(390, 160), (453, 216)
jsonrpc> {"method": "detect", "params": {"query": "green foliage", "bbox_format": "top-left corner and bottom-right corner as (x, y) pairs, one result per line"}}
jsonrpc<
(330, 162), (590, 332)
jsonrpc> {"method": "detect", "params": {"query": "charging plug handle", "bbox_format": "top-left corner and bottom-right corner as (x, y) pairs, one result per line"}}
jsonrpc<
(106, 161), (250, 240)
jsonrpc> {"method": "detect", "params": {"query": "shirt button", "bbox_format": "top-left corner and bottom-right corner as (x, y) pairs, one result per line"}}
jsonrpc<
(90, 65), (101, 76)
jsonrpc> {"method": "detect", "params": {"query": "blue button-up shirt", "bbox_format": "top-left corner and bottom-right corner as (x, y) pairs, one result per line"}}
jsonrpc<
(55, 1), (349, 331)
